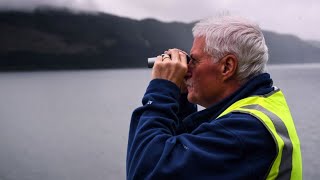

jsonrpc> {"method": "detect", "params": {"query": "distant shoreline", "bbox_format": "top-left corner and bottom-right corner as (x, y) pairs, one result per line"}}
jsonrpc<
(1, 9), (320, 71)
(1, 62), (320, 73)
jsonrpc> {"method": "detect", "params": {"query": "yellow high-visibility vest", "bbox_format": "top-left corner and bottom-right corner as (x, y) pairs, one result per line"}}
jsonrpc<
(218, 88), (302, 180)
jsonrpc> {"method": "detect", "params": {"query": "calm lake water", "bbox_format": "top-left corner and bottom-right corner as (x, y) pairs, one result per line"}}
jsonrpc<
(0, 64), (319, 180)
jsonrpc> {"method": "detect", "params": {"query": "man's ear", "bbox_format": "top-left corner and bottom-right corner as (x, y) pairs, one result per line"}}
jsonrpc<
(220, 54), (238, 81)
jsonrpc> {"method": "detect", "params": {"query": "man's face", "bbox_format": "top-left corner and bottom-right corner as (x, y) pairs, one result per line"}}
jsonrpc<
(185, 37), (224, 108)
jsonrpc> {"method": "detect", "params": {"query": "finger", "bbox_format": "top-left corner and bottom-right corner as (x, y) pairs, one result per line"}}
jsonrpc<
(154, 55), (163, 64)
(162, 54), (171, 61)
(169, 48), (181, 62)
(163, 50), (171, 59)
(179, 51), (187, 65)
(152, 55), (163, 79)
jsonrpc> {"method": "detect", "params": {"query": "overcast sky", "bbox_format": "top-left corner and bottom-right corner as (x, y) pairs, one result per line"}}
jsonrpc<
(1, 0), (319, 41)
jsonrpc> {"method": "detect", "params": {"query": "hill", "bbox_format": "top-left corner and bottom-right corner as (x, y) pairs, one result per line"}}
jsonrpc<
(0, 8), (319, 70)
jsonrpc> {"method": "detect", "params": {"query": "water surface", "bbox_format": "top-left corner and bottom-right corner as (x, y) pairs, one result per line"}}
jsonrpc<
(0, 64), (319, 179)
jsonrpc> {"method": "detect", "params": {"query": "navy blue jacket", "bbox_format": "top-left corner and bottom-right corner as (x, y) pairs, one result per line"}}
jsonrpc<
(127, 73), (277, 180)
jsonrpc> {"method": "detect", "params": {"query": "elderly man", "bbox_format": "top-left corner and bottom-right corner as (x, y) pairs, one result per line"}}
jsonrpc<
(126, 16), (302, 179)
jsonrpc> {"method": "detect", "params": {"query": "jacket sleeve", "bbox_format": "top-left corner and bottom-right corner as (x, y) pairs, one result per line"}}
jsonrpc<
(126, 79), (275, 180)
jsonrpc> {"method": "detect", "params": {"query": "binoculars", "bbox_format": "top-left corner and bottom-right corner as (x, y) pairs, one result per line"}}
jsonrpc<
(147, 54), (191, 68)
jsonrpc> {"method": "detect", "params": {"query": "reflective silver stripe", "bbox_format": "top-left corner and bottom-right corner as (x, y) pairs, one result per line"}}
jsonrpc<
(242, 104), (293, 180)
(261, 88), (280, 98)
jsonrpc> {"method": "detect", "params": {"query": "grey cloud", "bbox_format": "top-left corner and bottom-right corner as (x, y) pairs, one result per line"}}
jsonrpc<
(0, 0), (319, 40)
(0, 0), (98, 12)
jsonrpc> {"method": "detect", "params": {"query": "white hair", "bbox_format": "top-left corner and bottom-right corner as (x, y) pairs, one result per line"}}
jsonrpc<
(192, 16), (269, 83)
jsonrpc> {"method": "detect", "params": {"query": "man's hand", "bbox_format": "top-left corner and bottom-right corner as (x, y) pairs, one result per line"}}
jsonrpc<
(152, 49), (188, 91)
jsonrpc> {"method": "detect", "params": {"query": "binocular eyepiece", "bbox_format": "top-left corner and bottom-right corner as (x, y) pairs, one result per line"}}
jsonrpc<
(147, 54), (191, 68)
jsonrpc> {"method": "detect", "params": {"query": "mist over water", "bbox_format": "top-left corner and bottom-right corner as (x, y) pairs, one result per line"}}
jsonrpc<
(0, 64), (319, 180)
